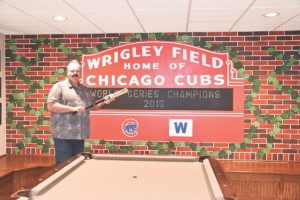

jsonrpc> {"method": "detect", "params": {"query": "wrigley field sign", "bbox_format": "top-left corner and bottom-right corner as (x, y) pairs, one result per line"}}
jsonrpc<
(81, 41), (244, 142)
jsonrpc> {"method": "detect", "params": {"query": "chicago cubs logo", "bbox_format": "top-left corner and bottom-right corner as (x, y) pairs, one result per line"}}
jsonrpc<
(122, 118), (139, 137)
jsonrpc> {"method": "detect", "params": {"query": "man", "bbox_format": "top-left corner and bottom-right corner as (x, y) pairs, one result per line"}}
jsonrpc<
(47, 60), (114, 165)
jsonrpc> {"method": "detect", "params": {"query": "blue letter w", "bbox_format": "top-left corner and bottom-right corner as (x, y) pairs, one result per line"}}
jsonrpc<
(174, 122), (188, 134)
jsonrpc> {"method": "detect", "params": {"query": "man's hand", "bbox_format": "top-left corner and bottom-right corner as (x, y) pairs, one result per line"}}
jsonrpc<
(72, 105), (85, 113)
(103, 94), (115, 104)
(48, 102), (86, 114)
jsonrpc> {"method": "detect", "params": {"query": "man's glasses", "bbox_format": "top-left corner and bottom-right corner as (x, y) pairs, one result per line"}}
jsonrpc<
(69, 70), (81, 73)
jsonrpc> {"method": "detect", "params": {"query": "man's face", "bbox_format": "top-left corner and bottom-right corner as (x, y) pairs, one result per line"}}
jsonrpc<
(67, 62), (81, 84)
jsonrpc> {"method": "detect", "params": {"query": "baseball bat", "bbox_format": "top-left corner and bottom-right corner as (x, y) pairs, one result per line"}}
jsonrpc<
(72, 88), (128, 114)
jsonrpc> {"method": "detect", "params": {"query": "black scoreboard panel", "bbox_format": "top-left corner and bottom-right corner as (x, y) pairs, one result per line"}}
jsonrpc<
(90, 88), (233, 111)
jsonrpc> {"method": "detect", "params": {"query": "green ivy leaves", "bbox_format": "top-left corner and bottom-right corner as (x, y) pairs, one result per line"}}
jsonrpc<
(6, 38), (66, 153)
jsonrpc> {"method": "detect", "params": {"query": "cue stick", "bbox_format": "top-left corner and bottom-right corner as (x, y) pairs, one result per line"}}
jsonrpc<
(72, 88), (128, 114)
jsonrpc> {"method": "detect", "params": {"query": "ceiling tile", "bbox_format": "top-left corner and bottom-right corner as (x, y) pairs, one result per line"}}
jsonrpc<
(129, 0), (189, 9)
(65, 0), (129, 10)
(2, 0), (71, 11)
(191, 0), (253, 9)
(0, 11), (40, 24)
(253, 0), (300, 8)
(231, 21), (280, 31)
(189, 21), (234, 32)
(81, 10), (137, 23)
(279, 21), (300, 30)
(277, 14), (300, 30)
(190, 9), (246, 21)
(241, 7), (300, 20)
(100, 22), (144, 33)
(0, 24), (25, 34)
(234, 6), (300, 31)
(49, 22), (101, 34)
(28, 11), (91, 23)
(143, 21), (186, 32)
(0, 1), (20, 12)
(1, 23), (62, 34)
(135, 10), (187, 21)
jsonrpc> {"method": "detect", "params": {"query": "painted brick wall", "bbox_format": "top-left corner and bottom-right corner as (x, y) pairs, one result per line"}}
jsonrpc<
(5, 31), (300, 161)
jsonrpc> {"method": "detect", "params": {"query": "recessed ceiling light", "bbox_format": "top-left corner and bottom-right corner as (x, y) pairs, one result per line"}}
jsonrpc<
(263, 12), (280, 17)
(53, 15), (67, 21)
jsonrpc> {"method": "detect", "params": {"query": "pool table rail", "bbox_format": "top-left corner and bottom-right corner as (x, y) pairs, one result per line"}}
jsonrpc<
(206, 158), (235, 200)
(10, 155), (82, 200)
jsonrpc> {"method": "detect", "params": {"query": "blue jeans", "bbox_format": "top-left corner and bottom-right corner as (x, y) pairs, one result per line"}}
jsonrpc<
(54, 138), (84, 166)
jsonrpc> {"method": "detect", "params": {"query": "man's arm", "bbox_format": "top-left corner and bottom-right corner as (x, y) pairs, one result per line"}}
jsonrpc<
(47, 102), (85, 113)
(90, 88), (127, 110)
(90, 95), (115, 110)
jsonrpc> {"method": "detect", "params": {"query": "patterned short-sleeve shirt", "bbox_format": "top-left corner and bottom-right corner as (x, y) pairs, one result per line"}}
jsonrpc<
(47, 79), (94, 139)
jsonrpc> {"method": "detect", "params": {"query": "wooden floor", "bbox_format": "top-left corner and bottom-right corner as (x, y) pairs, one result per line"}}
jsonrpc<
(0, 155), (55, 177)
(219, 160), (300, 175)
(0, 155), (299, 200)
(0, 154), (55, 200)
(219, 160), (300, 200)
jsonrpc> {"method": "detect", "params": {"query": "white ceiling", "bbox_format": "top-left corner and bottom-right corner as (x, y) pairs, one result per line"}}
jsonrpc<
(0, 0), (299, 35)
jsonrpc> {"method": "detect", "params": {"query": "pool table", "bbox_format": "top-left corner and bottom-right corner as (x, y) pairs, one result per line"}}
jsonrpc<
(13, 154), (234, 200)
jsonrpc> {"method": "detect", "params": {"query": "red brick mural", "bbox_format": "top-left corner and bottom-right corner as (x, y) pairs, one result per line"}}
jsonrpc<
(5, 31), (300, 161)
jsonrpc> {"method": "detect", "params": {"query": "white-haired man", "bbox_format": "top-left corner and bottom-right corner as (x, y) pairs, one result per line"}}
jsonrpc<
(47, 60), (113, 165)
